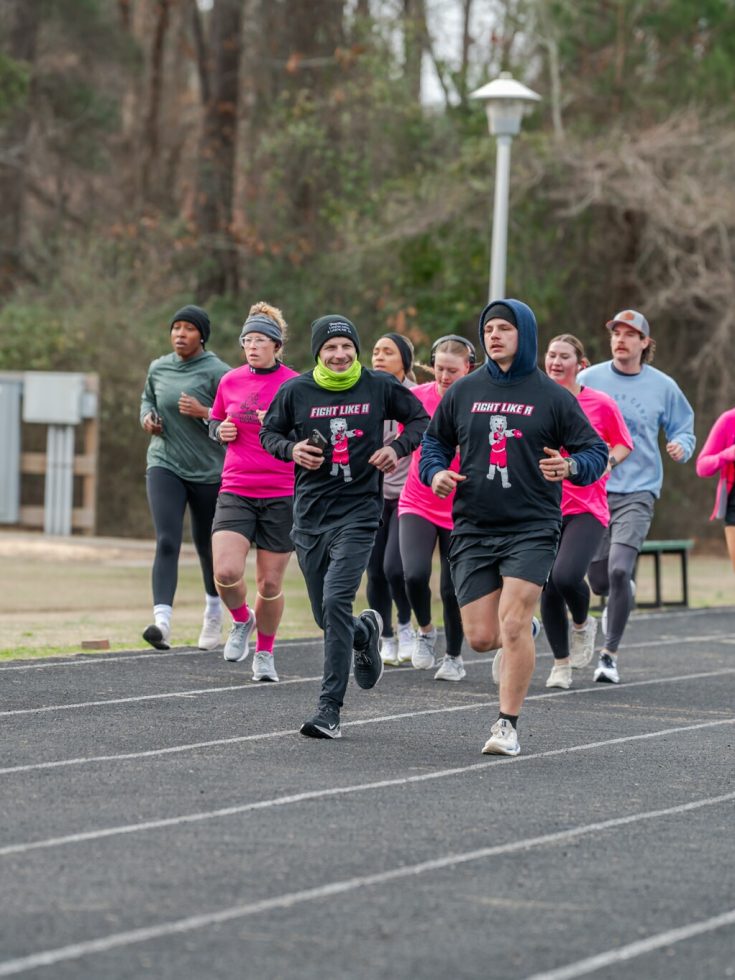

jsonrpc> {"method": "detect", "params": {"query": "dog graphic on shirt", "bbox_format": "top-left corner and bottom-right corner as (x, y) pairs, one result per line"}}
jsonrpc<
(330, 417), (363, 482)
(487, 414), (523, 488)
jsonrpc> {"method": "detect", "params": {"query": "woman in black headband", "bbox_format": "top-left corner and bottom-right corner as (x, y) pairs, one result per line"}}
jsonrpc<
(368, 333), (417, 665)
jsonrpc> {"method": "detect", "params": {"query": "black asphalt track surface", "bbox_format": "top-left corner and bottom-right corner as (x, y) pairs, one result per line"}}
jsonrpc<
(1, 607), (733, 979)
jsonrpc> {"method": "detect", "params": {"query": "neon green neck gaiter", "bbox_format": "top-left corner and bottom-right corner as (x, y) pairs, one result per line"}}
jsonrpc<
(313, 358), (362, 391)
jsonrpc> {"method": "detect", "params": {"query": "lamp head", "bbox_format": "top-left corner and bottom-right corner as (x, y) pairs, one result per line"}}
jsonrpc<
(470, 72), (541, 137)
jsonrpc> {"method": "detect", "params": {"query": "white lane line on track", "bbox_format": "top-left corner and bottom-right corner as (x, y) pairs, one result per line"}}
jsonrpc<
(2, 667), (733, 776)
(0, 638), (324, 670)
(523, 908), (735, 980)
(1, 632), (732, 718)
(0, 791), (732, 977)
(1, 716), (733, 858)
(1, 614), (732, 671)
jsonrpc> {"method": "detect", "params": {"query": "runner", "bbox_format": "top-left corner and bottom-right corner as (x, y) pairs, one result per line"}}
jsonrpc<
(541, 334), (632, 689)
(260, 315), (429, 739)
(696, 407), (735, 572)
(398, 336), (474, 681)
(420, 299), (608, 756)
(579, 309), (695, 683)
(139, 304), (230, 651)
(367, 333), (417, 666)
(209, 302), (299, 682)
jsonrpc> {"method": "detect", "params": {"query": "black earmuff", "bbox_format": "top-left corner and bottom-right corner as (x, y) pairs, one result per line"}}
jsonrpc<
(430, 334), (476, 368)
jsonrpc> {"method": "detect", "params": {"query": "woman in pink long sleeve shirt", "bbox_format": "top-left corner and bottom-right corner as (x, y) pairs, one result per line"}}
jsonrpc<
(696, 408), (735, 571)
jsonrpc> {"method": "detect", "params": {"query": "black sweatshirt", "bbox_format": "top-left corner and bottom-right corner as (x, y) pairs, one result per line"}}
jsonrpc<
(419, 367), (608, 537)
(260, 368), (429, 533)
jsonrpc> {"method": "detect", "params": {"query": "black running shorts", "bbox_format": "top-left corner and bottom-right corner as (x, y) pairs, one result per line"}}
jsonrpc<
(212, 492), (294, 552)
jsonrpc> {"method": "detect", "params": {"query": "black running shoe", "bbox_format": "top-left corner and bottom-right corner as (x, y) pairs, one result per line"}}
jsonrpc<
(353, 609), (384, 690)
(142, 623), (171, 651)
(300, 706), (342, 739)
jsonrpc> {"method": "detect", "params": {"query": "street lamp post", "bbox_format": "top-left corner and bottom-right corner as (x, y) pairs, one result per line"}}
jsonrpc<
(471, 72), (541, 301)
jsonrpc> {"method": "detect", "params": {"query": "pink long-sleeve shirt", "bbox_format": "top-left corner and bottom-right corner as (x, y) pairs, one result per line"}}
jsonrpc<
(696, 408), (735, 520)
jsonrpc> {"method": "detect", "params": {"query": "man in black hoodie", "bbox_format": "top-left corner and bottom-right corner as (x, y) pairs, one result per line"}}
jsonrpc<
(261, 315), (429, 739)
(420, 299), (608, 757)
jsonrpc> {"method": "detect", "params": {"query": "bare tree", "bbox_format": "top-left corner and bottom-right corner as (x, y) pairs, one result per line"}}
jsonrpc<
(194, 0), (244, 298)
(0, 0), (39, 291)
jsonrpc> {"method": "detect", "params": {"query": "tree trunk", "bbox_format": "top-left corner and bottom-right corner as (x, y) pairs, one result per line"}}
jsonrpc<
(195, 0), (244, 298)
(0, 0), (39, 291)
(141, 0), (172, 198)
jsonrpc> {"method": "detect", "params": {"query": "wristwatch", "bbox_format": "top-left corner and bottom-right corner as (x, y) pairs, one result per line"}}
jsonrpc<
(609, 454), (619, 469)
(567, 456), (579, 478)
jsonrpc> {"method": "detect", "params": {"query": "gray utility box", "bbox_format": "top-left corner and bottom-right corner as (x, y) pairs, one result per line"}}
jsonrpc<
(0, 375), (23, 523)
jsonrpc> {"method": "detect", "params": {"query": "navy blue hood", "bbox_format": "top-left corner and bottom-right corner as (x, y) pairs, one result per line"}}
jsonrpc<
(479, 298), (538, 384)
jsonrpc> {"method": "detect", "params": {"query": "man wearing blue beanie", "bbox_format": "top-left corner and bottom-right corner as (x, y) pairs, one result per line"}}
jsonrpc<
(420, 299), (608, 757)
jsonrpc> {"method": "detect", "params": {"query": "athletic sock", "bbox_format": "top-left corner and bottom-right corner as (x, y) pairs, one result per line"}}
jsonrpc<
(498, 711), (519, 729)
(230, 601), (251, 623)
(153, 603), (172, 629)
(205, 594), (222, 618)
(353, 617), (370, 650)
(256, 631), (275, 654)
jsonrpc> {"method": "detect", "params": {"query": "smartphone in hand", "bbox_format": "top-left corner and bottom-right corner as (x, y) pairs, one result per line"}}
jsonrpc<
(306, 428), (328, 451)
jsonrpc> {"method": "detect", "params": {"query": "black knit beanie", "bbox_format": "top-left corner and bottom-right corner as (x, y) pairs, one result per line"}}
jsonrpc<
(310, 315), (361, 361)
(380, 332), (414, 374)
(170, 305), (211, 344)
(482, 302), (517, 328)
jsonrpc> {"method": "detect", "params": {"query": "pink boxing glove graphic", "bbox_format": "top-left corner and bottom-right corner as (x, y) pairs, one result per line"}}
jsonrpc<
(487, 414), (523, 489)
(329, 418), (364, 482)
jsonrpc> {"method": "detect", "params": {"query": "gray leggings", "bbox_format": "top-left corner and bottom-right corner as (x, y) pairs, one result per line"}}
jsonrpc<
(588, 543), (638, 653)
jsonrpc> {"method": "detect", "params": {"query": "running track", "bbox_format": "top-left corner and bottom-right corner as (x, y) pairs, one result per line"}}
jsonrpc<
(1, 607), (733, 979)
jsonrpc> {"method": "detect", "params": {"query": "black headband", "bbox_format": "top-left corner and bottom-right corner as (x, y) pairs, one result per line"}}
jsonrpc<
(239, 314), (283, 347)
(380, 332), (414, 374)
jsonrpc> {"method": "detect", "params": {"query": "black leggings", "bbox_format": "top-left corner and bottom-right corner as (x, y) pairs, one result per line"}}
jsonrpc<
(588, 542), (638, 653)
(146, 466), (220, 605)
(366, 497), (411, 637)
(541, 512), (605, 660)
(398, 513), (464, 657)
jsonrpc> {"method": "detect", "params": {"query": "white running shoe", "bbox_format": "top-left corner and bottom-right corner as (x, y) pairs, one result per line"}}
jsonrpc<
(492, 616), (539, 685)
(546, 662), (572, 689)
(380, 636), (401, 666)
(594, 651), (620, 684)
(482, 718), (520, 756)
(434, 655), (466, 682)
(197, 615), (223, 651)
(411, 630), (437, 669)
(569, 617), (598, 669)
(397, 622), (415, 662)
(223, 610), (256, 663)
(251, 650), (279, 682)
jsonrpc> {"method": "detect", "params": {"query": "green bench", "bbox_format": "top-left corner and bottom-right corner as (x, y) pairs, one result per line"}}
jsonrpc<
(634, 539), (695, 608)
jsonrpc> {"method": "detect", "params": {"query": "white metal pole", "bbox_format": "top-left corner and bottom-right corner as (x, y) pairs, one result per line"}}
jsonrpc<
(489, 134), (512, 301)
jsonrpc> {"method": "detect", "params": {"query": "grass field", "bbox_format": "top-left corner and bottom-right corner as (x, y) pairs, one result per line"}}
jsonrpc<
(0, 530), (732, 660)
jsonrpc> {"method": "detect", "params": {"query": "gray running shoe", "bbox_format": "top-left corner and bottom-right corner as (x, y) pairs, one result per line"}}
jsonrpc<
(223, 610), (256, 663)
(434, 655), (466, 682)
(569, 617), (598, 669)
(411, 630), (437, 669)
(353, 609), (384, 689)
(251, 650), (279, 682)
(300, 705), (341, 739)
(481, 718), (520, 756)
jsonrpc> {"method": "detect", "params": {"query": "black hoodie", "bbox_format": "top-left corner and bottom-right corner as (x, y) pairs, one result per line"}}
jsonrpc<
(419, 298), (608, 536)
